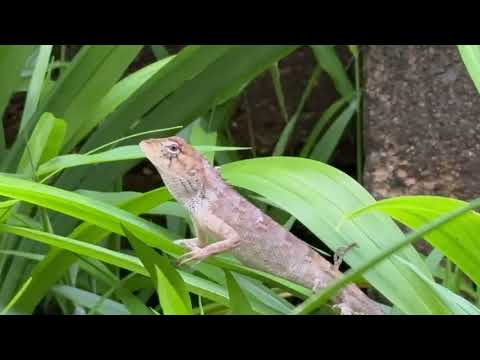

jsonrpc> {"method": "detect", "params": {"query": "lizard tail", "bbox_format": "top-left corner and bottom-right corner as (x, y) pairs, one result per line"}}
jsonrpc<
(304, 250), (385, 315)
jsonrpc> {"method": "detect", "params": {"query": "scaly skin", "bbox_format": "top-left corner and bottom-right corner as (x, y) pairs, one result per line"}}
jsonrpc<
(139, 136), (384, 315)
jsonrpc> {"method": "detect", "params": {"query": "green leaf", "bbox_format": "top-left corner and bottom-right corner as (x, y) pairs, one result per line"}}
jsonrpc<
(458, 45), (480, 94)
(425, 248), (444, 274)
(273, 66), (323, 157)
(394, 256), (480, 315)
(75, 190), (189, 219)
(3, 45), (143, 171)
(75, 190), (141, 206)
(0, 174), (312, 313)
(66, 55), (176, 152)
(0, 113), (65, 308)
(225, 271), (256, 315)
(19, 45), (53, 132)
(0, 249), (43, 262)
(37, 143), (248, 179)
(233, 273), (294, 314)
(348, 45), (359, 59)
(273, 119), (297, 157)
(79, 263), (154, 316)
(183, 261), (292, 315)
(0, 182), (174, 314)
(0, 223), (229, 308)
(294, 197), (480, 315)
(220, 156), (439, 314)
(309, 96), (359, 163)
(346, 196), (480, 287)
(150, 45), (169, 60)
(58, 46), (298, 194)
(51, 285), (129, 315)
(311, 45), (354, 97)
(0, 175), (171, 249)
(190, 117), (218, 164)
(270, 63), (289, 123)
(0, 45), (35, 150)
(17, 112), (66, 177)
(122, 224), (192, 315)
(0, 200), (18, 223)
(300, 95), (352, 157)
(72, 45), (232, 158)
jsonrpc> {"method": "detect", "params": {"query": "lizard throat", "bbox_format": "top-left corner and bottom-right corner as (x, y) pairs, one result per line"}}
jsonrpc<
(161, 173), (205, 210)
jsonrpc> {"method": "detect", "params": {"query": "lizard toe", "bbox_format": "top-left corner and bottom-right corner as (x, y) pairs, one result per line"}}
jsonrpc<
(176, 248), (208, 267)
(174, 238), (200, 251)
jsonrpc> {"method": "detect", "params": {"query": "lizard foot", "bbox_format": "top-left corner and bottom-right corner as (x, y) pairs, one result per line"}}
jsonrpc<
(333, 242), (358, 271)
(174, 238), (201, 251)
(176, 247), (210, 267)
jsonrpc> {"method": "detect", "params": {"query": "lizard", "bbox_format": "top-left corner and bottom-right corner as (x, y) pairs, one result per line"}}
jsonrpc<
(139, 136), (385, 315)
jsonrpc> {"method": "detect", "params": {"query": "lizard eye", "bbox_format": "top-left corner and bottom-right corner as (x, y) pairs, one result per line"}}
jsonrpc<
(166, 144), (180, 153)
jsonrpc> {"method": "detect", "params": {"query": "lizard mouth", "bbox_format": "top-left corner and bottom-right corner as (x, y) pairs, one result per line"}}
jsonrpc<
(139, 139), (174, 174)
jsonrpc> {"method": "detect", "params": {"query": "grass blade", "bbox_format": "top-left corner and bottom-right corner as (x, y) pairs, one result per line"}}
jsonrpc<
(220, 156), (438, 314)
(52, 285), (129, 315)
(3, 45), (143, 172)
(225, 271), (256, 315)
(0, 45), (35, 150)
(293, 197), (480, 314)
(122, 224), (193, 315)
(311, 45), (354, 97)
(37, 143), (248, 178)
(458, 45), (480, 94)
(19, 45), (53, 132)
(309, 96), (359, 163)
(60, 46), (298, 194)
(346, 196), (480, 287)
(17, 113), (66, 177)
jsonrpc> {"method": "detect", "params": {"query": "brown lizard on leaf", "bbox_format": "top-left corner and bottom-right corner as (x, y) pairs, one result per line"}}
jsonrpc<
(139, 136), (384, 315)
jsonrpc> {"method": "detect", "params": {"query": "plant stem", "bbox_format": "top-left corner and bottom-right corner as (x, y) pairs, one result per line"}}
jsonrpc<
(444, 258), (450, 288)
(452, 265), (462, 294)
(270, 63), (289, 124)
(354, 51), (363, 183)
(243, 93), (256, 157)
(477, 285), (480, 307)
(273, 65), (322, 157)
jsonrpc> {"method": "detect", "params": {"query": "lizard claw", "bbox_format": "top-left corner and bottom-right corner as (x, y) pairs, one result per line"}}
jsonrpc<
(176, 247), (208, 267)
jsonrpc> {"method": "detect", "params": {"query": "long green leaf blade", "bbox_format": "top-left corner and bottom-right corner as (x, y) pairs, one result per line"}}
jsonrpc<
(346, 196), (480, 287)
(122, 224), (193, 315)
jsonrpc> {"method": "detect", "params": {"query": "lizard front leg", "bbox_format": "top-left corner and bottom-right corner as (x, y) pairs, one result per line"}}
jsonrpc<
(177, 213), (240, 266)
(174, 218), (209, 250)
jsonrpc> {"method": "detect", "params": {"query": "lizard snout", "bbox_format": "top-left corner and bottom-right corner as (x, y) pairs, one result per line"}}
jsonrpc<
(139, 139), (158, 151)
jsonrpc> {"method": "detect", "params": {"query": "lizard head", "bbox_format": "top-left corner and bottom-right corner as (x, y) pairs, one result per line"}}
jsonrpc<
(139, 136), (206, 200)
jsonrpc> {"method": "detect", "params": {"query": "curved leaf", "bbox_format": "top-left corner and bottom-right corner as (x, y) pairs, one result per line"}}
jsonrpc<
(220, 157), (439, 314)
(458, 45), (480, 94)
(37, 144), (248, 178)
(346, 195), (480, 287)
